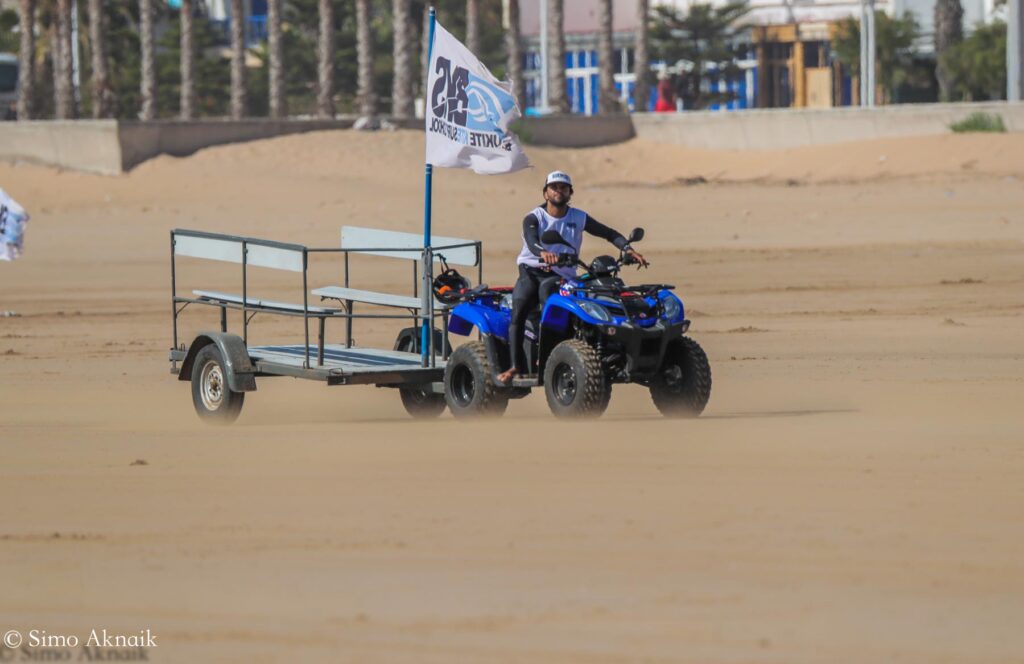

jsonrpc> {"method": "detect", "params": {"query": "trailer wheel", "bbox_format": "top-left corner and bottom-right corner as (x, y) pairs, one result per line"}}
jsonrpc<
(191, 345), (245, 424)
(543, 339), (609, 418)
(444, 341), (508, 418)
(649, 336), (711, 417)
(399, 387), (447, 419)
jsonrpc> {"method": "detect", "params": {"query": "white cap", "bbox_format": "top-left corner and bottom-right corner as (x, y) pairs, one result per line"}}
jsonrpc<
(545, 171), (572, 187)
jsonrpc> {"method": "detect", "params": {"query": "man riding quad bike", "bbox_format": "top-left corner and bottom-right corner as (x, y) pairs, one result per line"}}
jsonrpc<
(440, 171), (712, 419)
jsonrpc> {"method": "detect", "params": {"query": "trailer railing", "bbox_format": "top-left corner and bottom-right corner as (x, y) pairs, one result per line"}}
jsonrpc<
(170, 229), (483, 371)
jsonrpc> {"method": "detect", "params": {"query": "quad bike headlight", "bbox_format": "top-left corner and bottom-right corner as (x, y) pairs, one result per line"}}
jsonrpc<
(578, 300), (612, 322)
(660, 294), (682, 321)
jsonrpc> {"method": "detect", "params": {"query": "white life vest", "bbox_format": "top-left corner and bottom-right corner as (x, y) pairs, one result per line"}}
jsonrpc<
(516, 205), (587, 279)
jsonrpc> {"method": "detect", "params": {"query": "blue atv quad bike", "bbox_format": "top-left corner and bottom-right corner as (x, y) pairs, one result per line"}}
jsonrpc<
(442, 228), (712, 419)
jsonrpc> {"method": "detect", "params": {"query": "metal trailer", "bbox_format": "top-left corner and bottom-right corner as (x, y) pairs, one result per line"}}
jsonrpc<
(168, 228), (482, 422)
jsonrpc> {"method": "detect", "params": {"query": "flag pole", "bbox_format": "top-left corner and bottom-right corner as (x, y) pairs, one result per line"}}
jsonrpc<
(421, 7), (437, 367)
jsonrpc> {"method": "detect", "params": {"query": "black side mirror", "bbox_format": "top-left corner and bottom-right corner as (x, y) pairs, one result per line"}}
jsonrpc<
(628, 227), (645, 243)
(540, 229), (570, 246)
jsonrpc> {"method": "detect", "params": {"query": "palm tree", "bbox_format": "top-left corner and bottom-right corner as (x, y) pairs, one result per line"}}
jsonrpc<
(229, 0), (246, 118)
(934, 0), (963, 101)
(391, 0), (413, 118)
(356, 0), (376, 116)
(268, 0), (285, 118)
(317, 0), (335, 117)
(547, 0), (568, 113)
(597, 0), (617, 113)
(633, 0), (649, 112)
(87, 0), (112, 117)
(139, 0), (156, 119)
(504, 0), (524, 105)
(466, 0), (479, 54)
(54, 0), (75, 118)
(16, 0), (36, 119)
(180, 0), (195, 119)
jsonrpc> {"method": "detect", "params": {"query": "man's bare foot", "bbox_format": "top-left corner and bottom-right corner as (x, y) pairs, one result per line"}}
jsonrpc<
(496, 368), (518, 385)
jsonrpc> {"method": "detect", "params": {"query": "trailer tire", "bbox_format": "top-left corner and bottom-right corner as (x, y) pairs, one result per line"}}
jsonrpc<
(650, 336), (711, 418)
(543, 340), (609, 418)
(191, 345), (245, 424)
(399, 387), (447, 419)
(444, 341), (508, 418)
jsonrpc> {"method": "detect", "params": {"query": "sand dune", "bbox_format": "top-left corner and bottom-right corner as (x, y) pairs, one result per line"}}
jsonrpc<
(0, 131), (1022, 662)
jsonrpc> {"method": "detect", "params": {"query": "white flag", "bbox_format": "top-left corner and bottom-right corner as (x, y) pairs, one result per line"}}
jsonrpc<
(425, 20), (530, 175)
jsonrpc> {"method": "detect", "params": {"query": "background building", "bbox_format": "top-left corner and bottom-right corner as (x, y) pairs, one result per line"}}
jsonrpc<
(518, 0), (1004, 114)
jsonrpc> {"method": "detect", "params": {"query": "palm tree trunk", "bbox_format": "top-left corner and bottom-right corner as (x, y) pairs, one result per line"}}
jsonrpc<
(180, 0), (195, 119)
(88, 0), (112, 117)
(317, 0), (335, 117)
(547, 0), (568, 113)
(934, 0), (963, 101)
(504, 0), (523, 105)
(139, 0), (156, 119)
(421, 4), (430, 96)
(597, 0), (617, 113)
(230, 0), (246, 118)
(55, 0), (75, 118)
(268, 0), (286, 118)
(466, 0), (479, 54)
(16, 0), (36, 119)
(356, 0), (376, 116)
(391, 0), (413, 119)
(633, 0), (649, 112)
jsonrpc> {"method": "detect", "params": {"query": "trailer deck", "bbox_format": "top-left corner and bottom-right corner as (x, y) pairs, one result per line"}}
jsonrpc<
(249, 344), (445, 385)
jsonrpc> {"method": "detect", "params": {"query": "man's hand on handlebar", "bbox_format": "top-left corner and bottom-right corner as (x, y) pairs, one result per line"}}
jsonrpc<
(624, 249), (650, 269)
(540, 250), (560, 265)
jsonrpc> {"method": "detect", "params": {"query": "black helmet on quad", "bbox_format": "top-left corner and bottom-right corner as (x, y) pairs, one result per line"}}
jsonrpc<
(433, 267), (470, 304)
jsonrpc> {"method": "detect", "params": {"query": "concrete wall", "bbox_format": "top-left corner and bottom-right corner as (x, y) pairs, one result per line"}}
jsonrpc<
(117, 118), (364, 171)
(0, 117), (420, 174)
(517, 114), (635, 148)
(632, 101), (1024, 150)
(0, 120), (124, 174)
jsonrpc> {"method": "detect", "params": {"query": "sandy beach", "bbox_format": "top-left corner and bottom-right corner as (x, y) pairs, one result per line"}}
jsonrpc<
(1, 130), (1022, 662)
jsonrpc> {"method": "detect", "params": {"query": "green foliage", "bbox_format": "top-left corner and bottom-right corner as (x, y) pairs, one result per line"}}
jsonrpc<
(0, 8), (18, 54)
(2, 0), (514, 118)
(949, 111), (1006, 132)
(156, 10), (232, 117)
(649, 0), (750, 110)
(833, 11), (926, 102)
(940, 21), (1006, 101)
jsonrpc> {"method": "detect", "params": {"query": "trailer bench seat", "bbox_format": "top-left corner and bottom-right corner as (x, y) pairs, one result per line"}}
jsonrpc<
(311, 286), (448, 311)
(193, 290), (341, 315)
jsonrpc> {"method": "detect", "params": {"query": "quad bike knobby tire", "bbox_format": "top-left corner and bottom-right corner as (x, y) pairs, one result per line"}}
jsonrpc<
(444, 341), (509, 418)
(543, 339), (610, 418)
(649, 336), (712, 417)
(191, 344), (245, 424)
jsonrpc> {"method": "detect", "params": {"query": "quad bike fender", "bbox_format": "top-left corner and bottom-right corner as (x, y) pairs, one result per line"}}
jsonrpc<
(448, 304), (509, 340)
(177, 332), (257, 392)
(540, 295), (607, 333)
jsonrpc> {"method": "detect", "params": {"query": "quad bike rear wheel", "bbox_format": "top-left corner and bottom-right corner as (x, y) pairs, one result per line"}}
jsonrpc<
(543, 339), (609, 418)
(649, 336), (712, 417)
(444, 341), (509, 418)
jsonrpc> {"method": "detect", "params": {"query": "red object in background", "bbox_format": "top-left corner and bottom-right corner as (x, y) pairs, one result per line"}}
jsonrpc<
(655, 79), (675, 112)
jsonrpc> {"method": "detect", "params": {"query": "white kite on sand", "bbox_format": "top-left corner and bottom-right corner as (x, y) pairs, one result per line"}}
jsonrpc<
(0, 188), (29, 262)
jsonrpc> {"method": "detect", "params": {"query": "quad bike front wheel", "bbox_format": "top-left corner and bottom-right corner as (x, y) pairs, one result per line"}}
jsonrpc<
(649, 336), (712, 417)
(543, 339), (610, 418)
(191, 344), (245, 424)
(444, 341), (509, 418)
